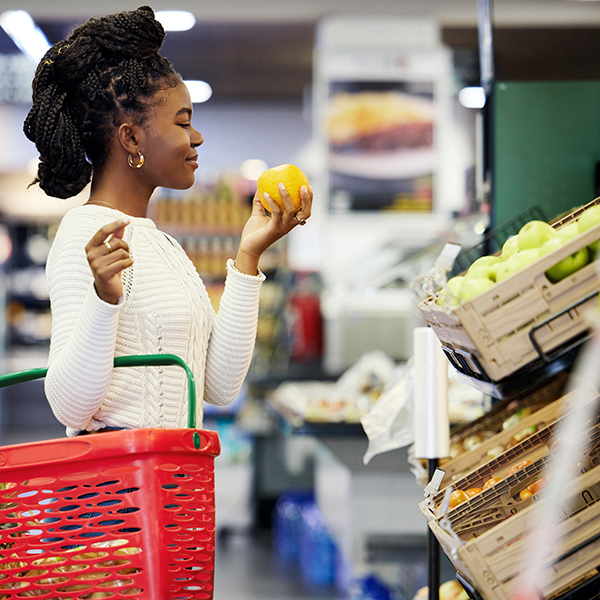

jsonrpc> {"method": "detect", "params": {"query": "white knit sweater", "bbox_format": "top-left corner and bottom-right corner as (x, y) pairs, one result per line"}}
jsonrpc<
(45, 205), (265, 436)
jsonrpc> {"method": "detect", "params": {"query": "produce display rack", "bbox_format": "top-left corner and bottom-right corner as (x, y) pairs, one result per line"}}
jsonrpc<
(438, 385), (572, 490)
(413, 197), (600, 599)
(420, 197), (600, 393)
(456, 571), (600, 600)
(266, 396), (365, 437)
(426, 403), (600, 599)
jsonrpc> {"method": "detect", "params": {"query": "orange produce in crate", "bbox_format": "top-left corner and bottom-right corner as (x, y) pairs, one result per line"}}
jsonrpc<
(449, 489), (469, 508)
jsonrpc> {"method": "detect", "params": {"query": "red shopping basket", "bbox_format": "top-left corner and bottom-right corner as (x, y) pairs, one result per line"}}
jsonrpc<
(0, 354), (220, 600)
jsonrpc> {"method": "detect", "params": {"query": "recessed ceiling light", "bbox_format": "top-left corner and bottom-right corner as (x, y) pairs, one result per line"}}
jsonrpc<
(0, 10), (50, 63)
(155, 11), (196, 32)
(458, 86), (486, 109)
(184, 80), (213, 103)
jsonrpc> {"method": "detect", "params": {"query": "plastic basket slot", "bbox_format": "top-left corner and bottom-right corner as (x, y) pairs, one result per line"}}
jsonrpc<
(77, 493), (100, 500)
(96, 500), (120, 508)
(73, 569), (111, 579)
(483, 289), (547, 340)
(115, 488), (139, 496)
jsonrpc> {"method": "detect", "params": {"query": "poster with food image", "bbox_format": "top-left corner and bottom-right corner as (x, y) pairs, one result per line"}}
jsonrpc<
(327, 80), (436, 213)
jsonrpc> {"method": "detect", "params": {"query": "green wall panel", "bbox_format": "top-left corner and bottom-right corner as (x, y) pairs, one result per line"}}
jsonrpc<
(494, 81), (600, 227)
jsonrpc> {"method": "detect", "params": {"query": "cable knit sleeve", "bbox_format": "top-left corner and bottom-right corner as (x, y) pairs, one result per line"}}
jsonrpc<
(45, 211), (123, 431)
(203, 259), (265, 406)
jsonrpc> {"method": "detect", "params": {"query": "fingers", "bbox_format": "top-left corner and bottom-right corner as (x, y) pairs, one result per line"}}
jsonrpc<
(259, 182), (313, 232)
(297, 185), (313, 218)
(276, 183), (297, 217)
(85, 218), (133, 305)
(85, 218), (130, 253)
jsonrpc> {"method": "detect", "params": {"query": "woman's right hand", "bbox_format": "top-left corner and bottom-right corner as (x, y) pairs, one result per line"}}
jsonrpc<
(85, 219), (133, 305)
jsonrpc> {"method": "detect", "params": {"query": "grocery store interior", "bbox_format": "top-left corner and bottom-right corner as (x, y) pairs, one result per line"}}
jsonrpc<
(3, 0), (600, 599)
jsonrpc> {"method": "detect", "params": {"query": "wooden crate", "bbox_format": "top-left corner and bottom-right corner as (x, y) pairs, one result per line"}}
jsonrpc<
(420, 402), (600, 526)
(430, 463), (600, 600)
(419, 198), (600, 382)
(440, 374), (569, 481)
(439, 393), (567, 490)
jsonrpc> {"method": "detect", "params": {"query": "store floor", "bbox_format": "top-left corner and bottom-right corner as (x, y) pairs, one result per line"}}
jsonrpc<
(214, 528), (344, 600)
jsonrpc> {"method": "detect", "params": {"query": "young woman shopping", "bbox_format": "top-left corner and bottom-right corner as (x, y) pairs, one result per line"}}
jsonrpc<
(23, 5), (312, 436)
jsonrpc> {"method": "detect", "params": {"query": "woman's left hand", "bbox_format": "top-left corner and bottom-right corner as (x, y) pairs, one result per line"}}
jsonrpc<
(234, 183), (313, 275)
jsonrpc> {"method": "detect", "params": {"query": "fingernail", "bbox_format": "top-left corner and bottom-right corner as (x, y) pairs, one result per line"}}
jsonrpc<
(122, 218), (130, 225)
(278, 183), (286, 191)
(264, 192), (271, 201)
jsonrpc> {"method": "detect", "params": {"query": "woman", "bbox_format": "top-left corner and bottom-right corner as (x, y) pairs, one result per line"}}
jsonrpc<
(23, 6), (312, 436)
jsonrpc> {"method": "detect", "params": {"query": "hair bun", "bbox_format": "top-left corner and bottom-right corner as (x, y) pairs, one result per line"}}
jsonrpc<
(87, 5), (166, 60)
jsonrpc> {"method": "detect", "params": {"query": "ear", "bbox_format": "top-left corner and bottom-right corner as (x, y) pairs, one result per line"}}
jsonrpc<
(117, 122), (142, 155)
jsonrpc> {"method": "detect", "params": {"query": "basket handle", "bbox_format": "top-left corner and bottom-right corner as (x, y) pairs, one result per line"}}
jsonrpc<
(0, 354), (197, 429)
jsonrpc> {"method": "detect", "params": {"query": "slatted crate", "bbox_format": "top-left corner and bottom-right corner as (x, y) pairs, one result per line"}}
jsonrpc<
(420, 400), (600, 526)
(439, 374), (570, 486)
(430, 463), (600, 600)
(419, 198), (600, 382)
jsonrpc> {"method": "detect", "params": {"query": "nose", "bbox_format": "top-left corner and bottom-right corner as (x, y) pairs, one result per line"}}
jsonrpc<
(191, 128), (203, 148)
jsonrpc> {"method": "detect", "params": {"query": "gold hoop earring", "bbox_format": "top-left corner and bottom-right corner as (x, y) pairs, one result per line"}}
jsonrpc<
(128, 151), (144, 169)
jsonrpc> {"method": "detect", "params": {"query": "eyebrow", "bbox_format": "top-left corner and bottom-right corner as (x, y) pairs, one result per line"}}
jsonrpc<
(176, 107), (193, 118)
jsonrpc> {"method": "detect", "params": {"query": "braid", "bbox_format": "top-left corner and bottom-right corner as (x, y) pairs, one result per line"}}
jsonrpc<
(23, 5), (180, 199)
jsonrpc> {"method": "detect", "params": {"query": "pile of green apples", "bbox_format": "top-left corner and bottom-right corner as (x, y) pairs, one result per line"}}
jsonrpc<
(437, 205), (600, 307)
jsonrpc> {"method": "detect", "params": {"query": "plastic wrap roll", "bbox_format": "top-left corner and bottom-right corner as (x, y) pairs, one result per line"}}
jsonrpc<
(413, 327), (450, 459)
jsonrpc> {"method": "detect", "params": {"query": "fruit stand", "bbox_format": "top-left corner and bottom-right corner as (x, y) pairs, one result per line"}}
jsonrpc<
(419, 198), (600, 600)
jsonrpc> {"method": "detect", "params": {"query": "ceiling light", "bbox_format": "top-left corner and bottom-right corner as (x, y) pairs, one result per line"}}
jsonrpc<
(184, 80), (213, 103)
(458, 86), (486, 109)
(0, 10), (51, 63)
(155, 11), (196, 32)
(240, 159), (268, 181)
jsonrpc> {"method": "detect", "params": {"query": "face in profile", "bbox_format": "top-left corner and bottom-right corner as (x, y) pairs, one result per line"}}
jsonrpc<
(135, 80), (204, 191)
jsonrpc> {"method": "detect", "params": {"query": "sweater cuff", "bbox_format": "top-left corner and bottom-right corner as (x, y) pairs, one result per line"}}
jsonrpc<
(227, 258), (266, 283)
(79, 283), (123, 339)
(91, 283), (125, 308)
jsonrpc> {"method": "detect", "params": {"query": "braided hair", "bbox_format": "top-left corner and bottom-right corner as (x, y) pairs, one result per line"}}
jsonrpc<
(23, 5), (181, 199)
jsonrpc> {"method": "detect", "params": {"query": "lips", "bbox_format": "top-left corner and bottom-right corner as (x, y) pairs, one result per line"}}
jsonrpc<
(186, 154), (198, 168)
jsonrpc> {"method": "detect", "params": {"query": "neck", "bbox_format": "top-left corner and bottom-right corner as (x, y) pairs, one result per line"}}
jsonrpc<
(89, 167), (154, 218)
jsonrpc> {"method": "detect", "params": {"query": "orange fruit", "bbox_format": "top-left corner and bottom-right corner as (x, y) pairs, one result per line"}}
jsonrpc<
(519, 489), (533, 500)
(448, 489), (469, 509)
(527, 476), (547, 494)
(506, 460), (532, 477)
(257, 164), (309, 212)
(483, 477), (501, 489)
(465, 487), (482, 498)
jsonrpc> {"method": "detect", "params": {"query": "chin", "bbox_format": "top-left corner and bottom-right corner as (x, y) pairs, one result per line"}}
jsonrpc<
(170, 178), (196, 190)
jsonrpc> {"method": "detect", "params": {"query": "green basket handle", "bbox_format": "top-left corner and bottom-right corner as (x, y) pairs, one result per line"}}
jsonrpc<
(0, 354), (197, 429)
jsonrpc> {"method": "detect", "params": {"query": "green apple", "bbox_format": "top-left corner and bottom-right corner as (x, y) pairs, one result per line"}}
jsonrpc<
(557, 221), (579, 240)
(469, 255), (501, 270)
(495, 249), (541, 282)
(458, 277), (495, 302)
(540, 236), (569, 254)
(500, 236), (520, 261)
(517, 220), (557, 251)
(540, 237), (589, 283)
(577, 205), (600, 234)
(465, 265), (497, 282)
(437, 276), (464, 306)
(577, 205), (600, 259)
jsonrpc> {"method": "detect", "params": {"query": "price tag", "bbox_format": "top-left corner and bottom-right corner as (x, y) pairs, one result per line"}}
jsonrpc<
(434, 243), (462, 271)
(423, 467), (446, 496)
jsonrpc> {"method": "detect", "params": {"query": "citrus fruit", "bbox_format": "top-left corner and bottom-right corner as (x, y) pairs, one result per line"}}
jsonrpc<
(257, 164), (309, 212)
(448, 489), (469, 509)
